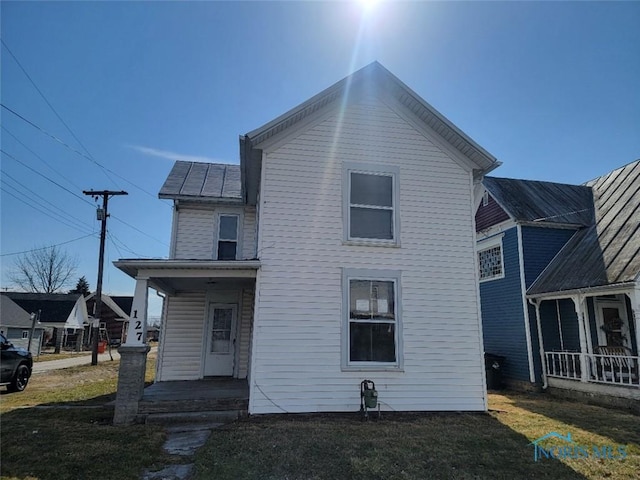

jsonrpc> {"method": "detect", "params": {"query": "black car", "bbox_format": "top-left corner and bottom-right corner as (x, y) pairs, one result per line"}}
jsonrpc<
(0, 333), (33, 393)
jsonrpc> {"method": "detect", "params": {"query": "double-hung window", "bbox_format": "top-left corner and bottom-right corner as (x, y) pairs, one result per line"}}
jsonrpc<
(217, 214), (239, 260)
(344, 163), (399, 244)
(343, 269), (402, 369)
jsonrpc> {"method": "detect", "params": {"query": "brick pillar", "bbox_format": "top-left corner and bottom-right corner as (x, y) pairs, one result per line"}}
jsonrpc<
(113, 344), (150, 425)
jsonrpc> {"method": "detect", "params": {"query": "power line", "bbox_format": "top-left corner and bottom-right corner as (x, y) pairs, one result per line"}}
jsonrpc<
(2, 149), (169, 248)
(0, 183), (94, 235)
(1, 149), (95, 207)
(2, 126), (84, 191)
(2, 171), (95, 233)
(0, 233), (97, 257)
(110, 215), (169, 247)
(1, 39), (120, 188)
(1, 103), (168, 204)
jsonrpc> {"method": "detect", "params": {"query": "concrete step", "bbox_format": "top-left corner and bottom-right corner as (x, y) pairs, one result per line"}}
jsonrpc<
(144, 410), (243, 425)
(139, 397), (248, 414)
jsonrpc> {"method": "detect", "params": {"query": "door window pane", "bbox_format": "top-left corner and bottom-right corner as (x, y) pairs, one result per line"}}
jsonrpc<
(211, 308), (233, 353)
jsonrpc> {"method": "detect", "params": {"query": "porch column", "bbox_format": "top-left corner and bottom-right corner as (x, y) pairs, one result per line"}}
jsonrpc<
(113, 278), (150, 425)
(630, 284), (640, 356)
(571, 295), (589, 382)
(529, 298), (547, 388)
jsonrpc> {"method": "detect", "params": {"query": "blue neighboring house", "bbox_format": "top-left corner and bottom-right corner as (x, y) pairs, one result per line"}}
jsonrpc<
(476, 160), (640, 408)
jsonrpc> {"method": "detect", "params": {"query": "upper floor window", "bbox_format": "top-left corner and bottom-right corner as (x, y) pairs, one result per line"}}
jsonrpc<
(477, 235), (504, 281)
(217, 214), (239, 260)
(343, 163), (399, 245)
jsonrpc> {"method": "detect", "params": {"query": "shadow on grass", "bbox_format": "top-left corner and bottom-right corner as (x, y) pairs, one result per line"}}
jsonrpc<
(509, 392), (640, 447)
(193, 412), (587, 480)
(0, 406), (168, 480)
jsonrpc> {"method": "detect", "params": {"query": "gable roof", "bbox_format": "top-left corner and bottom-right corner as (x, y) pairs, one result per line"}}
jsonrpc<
(159, 162), (241, 202)
(0, 294), (34, 328)
(85, 293), (132, 319)
(110, 296), (133, 316)
(241, 61), (500, 204)
(528, 160), (640, 295)
(3, 292), (82, 324)
(483, 176), (595, 226)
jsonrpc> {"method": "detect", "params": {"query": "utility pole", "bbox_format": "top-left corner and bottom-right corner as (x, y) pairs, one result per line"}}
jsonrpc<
(27, 309), (40, 354)
(83, 190), (128, 365)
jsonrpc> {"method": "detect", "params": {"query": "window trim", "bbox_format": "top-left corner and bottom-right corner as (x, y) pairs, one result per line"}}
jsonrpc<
(477, 234), (505, 282)
(341, 268), (403, 371)
(215, 213), (241, 261)
(342, 163), (400, 246)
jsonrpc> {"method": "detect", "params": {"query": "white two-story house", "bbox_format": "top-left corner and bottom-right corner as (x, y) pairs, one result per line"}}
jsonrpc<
(114, 62), (499, 418)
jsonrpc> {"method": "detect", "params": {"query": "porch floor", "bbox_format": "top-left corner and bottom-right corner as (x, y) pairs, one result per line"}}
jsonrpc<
(139, 378), (249, 416)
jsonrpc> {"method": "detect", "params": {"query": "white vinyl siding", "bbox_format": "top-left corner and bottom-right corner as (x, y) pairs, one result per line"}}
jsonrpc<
(237, 287), (255, 379)
(250, 95), (485, 414)
(158, 292), (207, 381)
(173, 205), (257, 260)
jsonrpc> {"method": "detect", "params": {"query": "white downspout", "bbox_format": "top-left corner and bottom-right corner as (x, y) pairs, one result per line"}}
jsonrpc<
(529, 298), (547, 389)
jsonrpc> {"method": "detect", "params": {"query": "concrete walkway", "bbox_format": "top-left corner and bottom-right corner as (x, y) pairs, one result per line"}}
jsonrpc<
(32, 347), (158, 373)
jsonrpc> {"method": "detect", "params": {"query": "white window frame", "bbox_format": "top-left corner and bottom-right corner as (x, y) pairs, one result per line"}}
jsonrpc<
(343, 162), (400, 246)
(342, 268), (403, 371)
(477, 234), (505, 282)
(215, 213), (241, 261)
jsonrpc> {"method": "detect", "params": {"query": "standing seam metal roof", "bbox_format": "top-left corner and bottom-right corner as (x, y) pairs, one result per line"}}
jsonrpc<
(527, 160), (640, 295)
(159, 161), (241, 200)
(483, 176), (595, 226)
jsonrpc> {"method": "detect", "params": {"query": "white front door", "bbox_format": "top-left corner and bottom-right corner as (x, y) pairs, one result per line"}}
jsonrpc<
(595, 299), (630, 348)
(204, 304), (237, 376)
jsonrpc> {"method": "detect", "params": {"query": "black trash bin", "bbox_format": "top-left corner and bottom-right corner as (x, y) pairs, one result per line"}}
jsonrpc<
(484, 353), (506, 390)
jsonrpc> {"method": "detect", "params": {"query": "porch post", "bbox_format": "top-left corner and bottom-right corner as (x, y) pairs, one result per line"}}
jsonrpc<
(529, 298), (547, 389)
(571, 294), (589, 382)
(629, 284), (640, 356)
(113, 277), (150, 425)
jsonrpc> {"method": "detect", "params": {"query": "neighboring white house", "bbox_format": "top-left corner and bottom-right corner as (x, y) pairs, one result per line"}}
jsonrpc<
(1, 292), (89, 352)
(115, 62), (500, 415)
(0, 294), (45, 356)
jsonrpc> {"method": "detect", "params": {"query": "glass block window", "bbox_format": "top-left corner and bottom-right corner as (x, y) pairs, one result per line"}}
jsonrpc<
(478, 245), (503, 281)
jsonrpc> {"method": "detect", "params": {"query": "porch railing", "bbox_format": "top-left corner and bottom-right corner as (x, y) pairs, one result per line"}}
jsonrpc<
(545, 351), (640, 387)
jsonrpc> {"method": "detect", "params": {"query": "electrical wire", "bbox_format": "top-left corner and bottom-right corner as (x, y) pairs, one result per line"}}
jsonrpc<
(0, 185), (94, 235)
(2, 149), (169, 248)
(1, 171), (95, 233)
(110, 215), (169, 247)
(2, 126), (85, 192)
(1, 149), (95, 207)
(0, 234), (97, 257)
(1, 103), (167, 204)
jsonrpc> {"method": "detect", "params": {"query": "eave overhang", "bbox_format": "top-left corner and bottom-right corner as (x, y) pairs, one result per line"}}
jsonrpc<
(114, 259), (261, 280)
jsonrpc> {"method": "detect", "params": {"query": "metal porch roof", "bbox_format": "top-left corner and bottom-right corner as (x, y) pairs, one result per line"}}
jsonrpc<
(528, 160), (640, 295)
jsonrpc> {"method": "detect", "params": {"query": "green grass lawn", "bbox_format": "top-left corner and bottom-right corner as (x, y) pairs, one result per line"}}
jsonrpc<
(1, 357), (638, 480)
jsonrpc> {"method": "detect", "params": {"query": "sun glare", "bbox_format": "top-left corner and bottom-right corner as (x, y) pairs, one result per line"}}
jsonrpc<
(359, 0), (381, 14)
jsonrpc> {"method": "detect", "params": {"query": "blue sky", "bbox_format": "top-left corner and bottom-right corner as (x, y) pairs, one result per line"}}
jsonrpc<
(1, 1), (639, 316)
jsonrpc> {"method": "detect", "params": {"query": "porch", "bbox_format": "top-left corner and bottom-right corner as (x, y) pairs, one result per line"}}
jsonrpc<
(529, 287), (640, 403)
(138, 378), (249, 422)
(544, 350), (639, 394)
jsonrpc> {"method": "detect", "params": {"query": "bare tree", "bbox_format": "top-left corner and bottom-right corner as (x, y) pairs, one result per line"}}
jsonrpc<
(9, 245), (78, 293)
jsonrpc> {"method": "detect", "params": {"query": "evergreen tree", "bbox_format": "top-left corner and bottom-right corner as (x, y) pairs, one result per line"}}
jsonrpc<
(69, 276), (91, 296)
